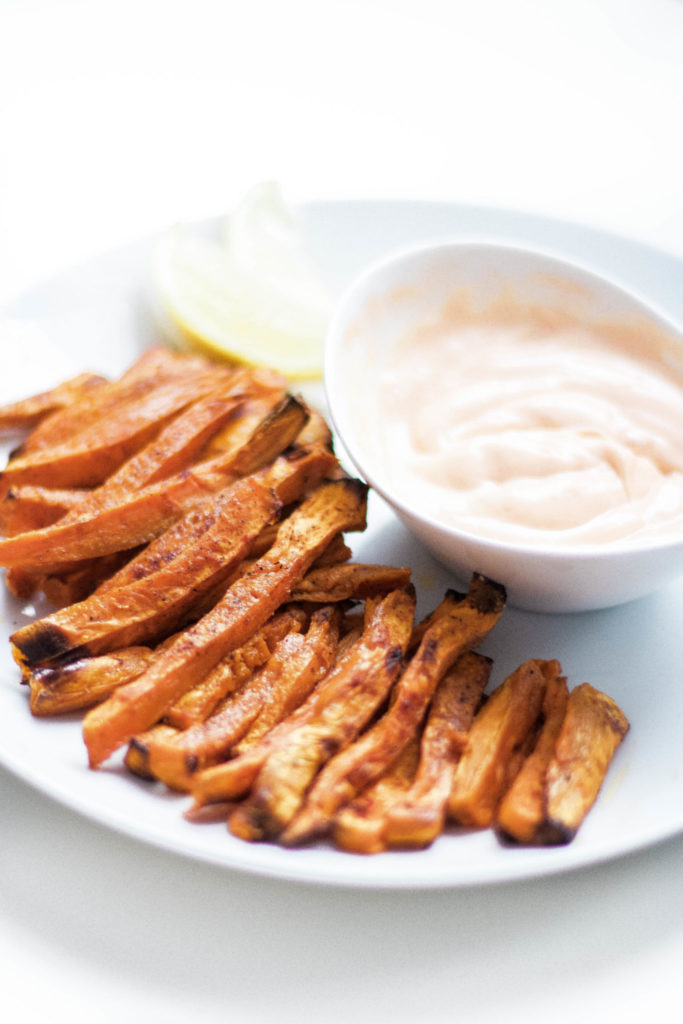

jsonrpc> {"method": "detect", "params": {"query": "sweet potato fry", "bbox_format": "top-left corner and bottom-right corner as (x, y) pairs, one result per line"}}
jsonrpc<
(61, 379), (253, 512)
(0, 369), (232, 494)
(384, 651), (492, 849)
(82, 477), (368, 767)
(538, 683), (629, 844)
(0, 486), (89, 536)
(124, 724), (179, 779)
(145, 606), (341, 791)
(226, 585), (415, 842)
(15, 348), (214, 457)
(332, 739), (421, 854)
(27, 646), (154, 716)
(235, 607), (342, 748)
(164, 606), (308, 729)
(11, 475), (280, 668)
(0, 372), (108, 432)
(290, 563), (412, 603)
(92, 443), (336, 599)
(447, 659), (552, 829)
(190, 590), (411, 811)
(495, 665), (569, 844)
(282, 576), (506, 846)
(40, 552), (136, 607)
(0, 395), (309, 572)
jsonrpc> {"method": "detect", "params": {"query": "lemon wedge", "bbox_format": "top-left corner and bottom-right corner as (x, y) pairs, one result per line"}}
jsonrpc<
(154, 182), (331, 380)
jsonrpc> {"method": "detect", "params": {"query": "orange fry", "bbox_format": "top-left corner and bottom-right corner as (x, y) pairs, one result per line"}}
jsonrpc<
(539, 683), (629, 844)
(146, 606), (341, 791)
(190, 590), (410, 811)
(164, 606), (308, 729)
(0, 395), (308, 572)
(11, 475), (279, 668)
(0, 368), (232, 494)
(27, 646), (154, 716)
(282, 576), (505, 846)
(495, 666), (569, 844)
(448, 659), (552, 829)
(82, 478), (368, 767)
(226, 585), (416, 842)
(384, 651), (492, 849)
(290, 562), (412, 603)
(332, 739), (421, 854)
(0, 372), (108, 433)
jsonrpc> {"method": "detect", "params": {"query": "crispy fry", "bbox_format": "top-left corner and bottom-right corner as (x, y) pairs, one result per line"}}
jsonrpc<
(0, 372), (108, 432)
(0, 486), (89, 536)
(0, 395), (309, 573)
(384, 651), (492, 849)
(282, 576), (506, 846)
(495, 666), (569, 844)
(164, 606), (308, 729)
(4, 567), (43, 600)
(332, 739), (421, 854)
(16, 349), (213, 457)
(290, 563), (412, 603)
(11, 475), (280, 668)
(65, 377), (255, 506)
(190, 592), (410, 811)
(40, 552), (136, 607)
(0, 369), (233, 494)
(538, 683), (629, 844)
(27, 646), (154, 716)
(124, 724), (179, 779)
(92, 444), (335, 598)
(82, 478), (368, 767)
(226, 585), (415, 842)
(146, 606), (341, 791)
(447, 659), (551, 829)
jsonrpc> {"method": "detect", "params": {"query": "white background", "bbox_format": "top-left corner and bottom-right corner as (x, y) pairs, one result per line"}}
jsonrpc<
(1, 1), (683, 1022)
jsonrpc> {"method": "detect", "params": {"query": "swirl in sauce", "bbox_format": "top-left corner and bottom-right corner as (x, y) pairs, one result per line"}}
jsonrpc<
(359, 292), (683, 548)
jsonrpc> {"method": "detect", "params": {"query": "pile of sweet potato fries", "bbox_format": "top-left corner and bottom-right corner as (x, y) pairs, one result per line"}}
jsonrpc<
(0, 348), (628, 852)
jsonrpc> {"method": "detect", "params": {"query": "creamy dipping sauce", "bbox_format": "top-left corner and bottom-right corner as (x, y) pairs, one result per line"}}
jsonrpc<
(349, 294), (683, 548)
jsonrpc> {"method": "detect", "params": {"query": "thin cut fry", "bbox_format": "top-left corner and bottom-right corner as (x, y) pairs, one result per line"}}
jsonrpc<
(282, 576), (506, 846)
(27, 646), (154, 716)
(384, 651), (492, 849)
(93, 443), (336, 596)
(447, 659), (551, 829)
(333, 739), (421, 854)
(0, 486), (89, 536)
(164, 606), (308, 729)
(11, 475), (280, 668)
(124, 724), (178, 779)
(226, 585), (416, 842)
(16, 348), (214, 456)
(0, 395), (309, 572)
(189, 591), (411, 811)
(145, 606), (341, 791)
(0, 372), (108, 432)
(495, 666), (569, 844)
(0, 368), (233, 494)
(82, 477), (368, 767)
(538, 683), (629, 844)
(290, 562), (412, 603)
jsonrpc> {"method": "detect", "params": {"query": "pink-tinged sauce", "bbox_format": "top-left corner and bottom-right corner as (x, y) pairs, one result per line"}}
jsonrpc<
(354, 295), (683, 548)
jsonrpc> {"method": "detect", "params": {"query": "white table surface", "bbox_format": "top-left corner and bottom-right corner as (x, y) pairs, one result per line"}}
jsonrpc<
(1, 1), (683, 1021)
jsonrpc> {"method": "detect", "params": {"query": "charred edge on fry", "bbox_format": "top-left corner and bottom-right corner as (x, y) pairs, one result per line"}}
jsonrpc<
(11, 623), (78, 667)
(467, 574), (507, 613)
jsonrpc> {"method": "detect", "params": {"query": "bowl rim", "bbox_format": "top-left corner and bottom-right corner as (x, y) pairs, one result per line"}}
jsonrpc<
(323, 235), (683, 563)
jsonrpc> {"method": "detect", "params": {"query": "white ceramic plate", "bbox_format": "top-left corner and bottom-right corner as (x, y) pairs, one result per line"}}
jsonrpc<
(2, 200), (683, 889)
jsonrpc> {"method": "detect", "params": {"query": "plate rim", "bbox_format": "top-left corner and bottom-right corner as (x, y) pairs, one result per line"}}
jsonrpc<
(2, 196), (682, 889)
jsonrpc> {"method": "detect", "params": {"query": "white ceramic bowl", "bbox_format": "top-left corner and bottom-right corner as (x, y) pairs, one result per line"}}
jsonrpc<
(324, 239), (683, 613)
